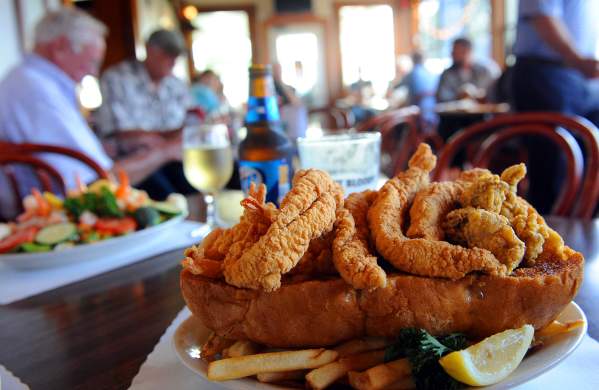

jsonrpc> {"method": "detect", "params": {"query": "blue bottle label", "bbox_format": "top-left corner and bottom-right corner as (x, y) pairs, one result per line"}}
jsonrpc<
(239, 159), (291, 205)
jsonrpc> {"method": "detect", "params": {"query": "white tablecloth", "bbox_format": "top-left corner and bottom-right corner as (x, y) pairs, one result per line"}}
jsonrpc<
(0, 364), (29, 390)
(129, 308), (599, 390)
(0, 221), (208, 305)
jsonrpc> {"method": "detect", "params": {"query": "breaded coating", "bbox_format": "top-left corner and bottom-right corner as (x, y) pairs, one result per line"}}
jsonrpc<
(407, 169), (491, 241)
(368, 144), (508, 279)
(498, 164), (565, 264)
(333, 190), (386, 290)
(444, 207), (525, 273)
(223, 170), (342, 291)
(460, 171), (509, 214)
(290, 231), (336, 277)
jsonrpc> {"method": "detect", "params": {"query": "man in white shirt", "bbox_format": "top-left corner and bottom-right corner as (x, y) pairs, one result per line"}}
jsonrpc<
(0, 8), (181, 218)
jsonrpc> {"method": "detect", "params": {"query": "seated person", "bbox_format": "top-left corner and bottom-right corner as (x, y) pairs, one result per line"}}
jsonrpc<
(190, 70), (221, 117)
(94, 29), (194, 199)
(0, 8), (180, 218)
(388, 52), (438, 125)
(436, 38), (497, 103)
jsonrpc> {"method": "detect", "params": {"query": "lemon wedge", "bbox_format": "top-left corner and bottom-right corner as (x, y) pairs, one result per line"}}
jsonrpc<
(439, 324), (534, 386)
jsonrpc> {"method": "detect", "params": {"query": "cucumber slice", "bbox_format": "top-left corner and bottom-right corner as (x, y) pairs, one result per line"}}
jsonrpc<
(35, 223), (77, 245)
(20, 242), (52, 253)
(151, 201), (182, 215)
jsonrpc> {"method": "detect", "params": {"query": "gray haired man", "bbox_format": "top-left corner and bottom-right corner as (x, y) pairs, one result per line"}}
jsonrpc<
(0, 8), (184, 218)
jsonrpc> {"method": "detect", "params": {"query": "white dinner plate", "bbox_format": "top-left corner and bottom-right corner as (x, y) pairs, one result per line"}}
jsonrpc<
(172, 302), (587, 390)
(0, 214), (186, 270)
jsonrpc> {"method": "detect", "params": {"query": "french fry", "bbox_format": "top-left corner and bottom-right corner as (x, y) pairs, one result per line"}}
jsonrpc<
(181, 257), (222, 278)
(201, 332), (235, 362)
(256, 370), (306, 383)
(306, 350), (386, 389)
(222, 340), (259, 358)
(207, 349), (338, 381)
(348, 358), (412, 390)
(536, 320), (585, 338)
(334, 337), (390, 357)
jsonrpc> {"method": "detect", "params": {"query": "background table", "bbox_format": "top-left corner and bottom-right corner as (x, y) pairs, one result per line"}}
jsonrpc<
(0, 217), (596, 389)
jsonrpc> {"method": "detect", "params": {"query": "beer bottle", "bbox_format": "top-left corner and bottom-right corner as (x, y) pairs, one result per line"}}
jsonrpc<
(238, 64), (294, 205)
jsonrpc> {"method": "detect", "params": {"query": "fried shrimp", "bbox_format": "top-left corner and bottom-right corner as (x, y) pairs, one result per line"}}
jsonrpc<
(444, 207), (525, 273)
(223, 170), (343, 291)
(368, 144), (508, 279)
(333, 190), (386, 290)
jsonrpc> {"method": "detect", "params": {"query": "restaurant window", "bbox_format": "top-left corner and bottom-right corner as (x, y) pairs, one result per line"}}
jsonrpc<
(191, 10), (252, 109)
(276, 32), (319, 99)
(504, 0), (519, 65)
(338, 4), (396, 99)
(416, 0), (492, 74)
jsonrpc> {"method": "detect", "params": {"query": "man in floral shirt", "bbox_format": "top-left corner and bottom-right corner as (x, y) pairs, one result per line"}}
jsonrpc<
(95, 29), (194, 199)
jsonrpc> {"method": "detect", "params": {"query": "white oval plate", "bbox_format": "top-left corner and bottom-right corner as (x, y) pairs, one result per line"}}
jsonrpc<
(0, 214), (186, 270)
(172, 302), (587, 389)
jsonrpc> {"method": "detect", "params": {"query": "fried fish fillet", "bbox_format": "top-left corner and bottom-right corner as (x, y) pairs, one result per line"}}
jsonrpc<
(444, 207), (525, 273)
(368, 144), (507, 279)
(333, 190), (386, 290)
(223, 169), (342, 291)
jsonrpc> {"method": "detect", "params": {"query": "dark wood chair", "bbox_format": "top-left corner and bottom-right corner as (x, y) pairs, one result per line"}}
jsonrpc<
(308, 106), (355, 130)
(434, 113), (599, 218)
(0, 142), (110, 214)
(355, 106), (443, 176)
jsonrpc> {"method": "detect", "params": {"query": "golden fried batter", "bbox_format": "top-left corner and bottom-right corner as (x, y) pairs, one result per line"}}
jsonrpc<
(460, 171), (509, 214)
(333, 190), (386, 290)
(444, 207), (525, 273)
(407, 169), (489, 241)
(223, 170), (342, 291)
(368, 144), (508, 279)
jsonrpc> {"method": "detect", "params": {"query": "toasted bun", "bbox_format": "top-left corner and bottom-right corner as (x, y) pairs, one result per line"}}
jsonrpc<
(180, 249), (583, 348)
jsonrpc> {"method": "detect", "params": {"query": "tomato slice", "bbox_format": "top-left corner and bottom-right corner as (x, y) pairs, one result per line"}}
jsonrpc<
(94, 217), (137, 235)
(0, 226), (38, 253)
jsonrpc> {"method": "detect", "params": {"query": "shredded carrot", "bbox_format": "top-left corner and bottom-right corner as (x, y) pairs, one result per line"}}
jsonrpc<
(32, 188), (51, 216)
(115, 169), (131, 200)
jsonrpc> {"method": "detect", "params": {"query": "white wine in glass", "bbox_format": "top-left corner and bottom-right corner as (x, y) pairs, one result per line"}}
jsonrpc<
(183, 123), (233, 227)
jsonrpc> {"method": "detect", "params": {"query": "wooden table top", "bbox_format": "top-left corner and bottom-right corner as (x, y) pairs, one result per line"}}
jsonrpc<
(0, 217), (596, 389)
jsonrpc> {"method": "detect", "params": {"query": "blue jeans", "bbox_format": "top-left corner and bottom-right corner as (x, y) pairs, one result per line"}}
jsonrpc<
(512, 60), (599, 214)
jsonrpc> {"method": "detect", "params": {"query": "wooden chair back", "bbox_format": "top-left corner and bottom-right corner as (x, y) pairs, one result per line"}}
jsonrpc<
(0, 142), (110, 213)
(434, 113), (599, 218)
(355, 106), (443, 176)
(308, 106), (355, 130)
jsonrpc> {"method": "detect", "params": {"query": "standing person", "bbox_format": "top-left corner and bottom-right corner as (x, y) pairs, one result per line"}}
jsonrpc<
(272, 63), (307, 140)
(436, 38), (496, 103)
(0, 8), (182, 219)
(95, 29), (194, 199)
(511, 0), (599, 213)
(511, 0), (599, 125)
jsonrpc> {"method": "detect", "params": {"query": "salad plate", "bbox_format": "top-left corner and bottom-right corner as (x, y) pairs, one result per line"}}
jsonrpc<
(172, 302), (587, 390)
(0, 213), (186, 270)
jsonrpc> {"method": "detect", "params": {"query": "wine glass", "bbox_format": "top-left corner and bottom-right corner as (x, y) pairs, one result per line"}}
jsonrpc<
(183, 123), (234, 227)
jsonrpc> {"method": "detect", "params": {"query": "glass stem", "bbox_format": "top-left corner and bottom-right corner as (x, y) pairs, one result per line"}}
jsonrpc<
(204, 193), (216, 227)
